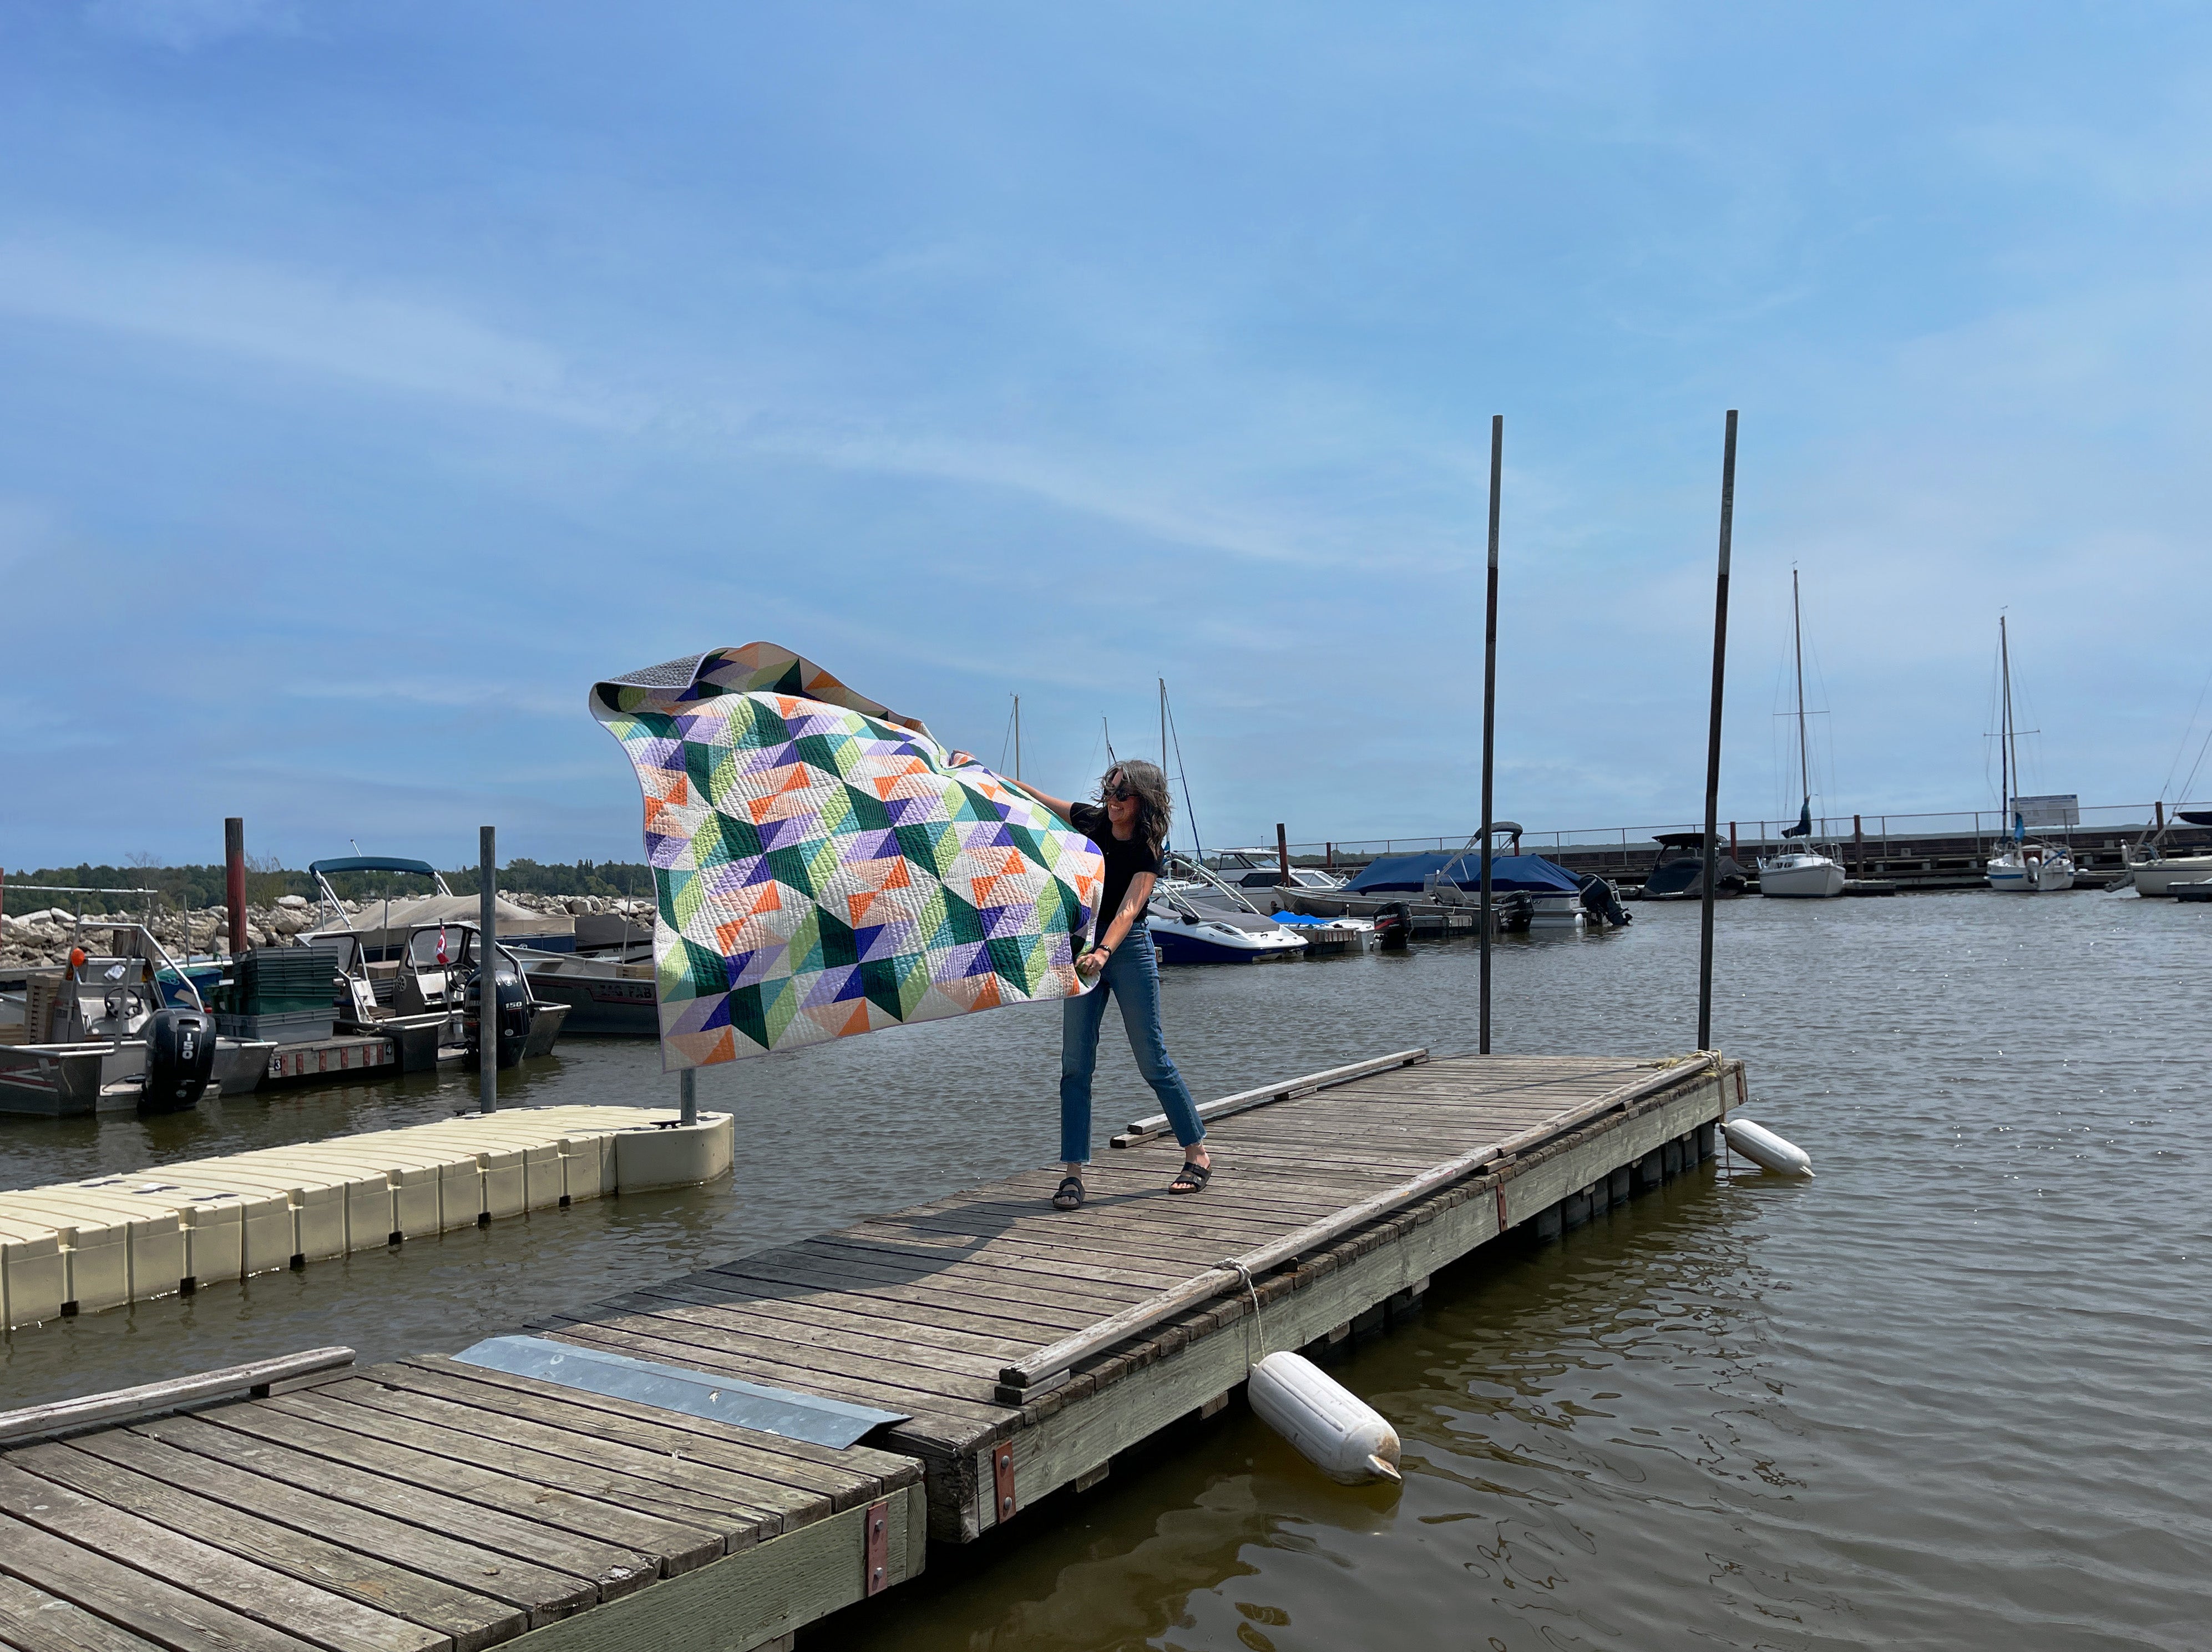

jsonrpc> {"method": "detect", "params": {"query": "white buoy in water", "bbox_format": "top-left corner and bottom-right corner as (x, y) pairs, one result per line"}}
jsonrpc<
(1246, 1350), (1401, 1484)
(1722, 1116), (1813, 1176)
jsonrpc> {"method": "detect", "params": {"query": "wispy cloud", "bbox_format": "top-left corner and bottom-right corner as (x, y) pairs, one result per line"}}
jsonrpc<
(0, 236), (626, 424)
(84, 0), (299, 51)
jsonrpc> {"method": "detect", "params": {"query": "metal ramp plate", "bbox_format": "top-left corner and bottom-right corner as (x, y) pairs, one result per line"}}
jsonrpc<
(453, 1334), (909, 1448)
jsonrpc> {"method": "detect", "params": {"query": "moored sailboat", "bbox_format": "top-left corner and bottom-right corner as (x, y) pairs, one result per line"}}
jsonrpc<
(1758, 570), (1846, 899)
(1984, 616), (2076, 893)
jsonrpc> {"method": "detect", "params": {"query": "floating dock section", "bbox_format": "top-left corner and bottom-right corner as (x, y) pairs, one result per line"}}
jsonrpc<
(0, 1050), (1738, 1652)
(0, 1107), (735, 1328)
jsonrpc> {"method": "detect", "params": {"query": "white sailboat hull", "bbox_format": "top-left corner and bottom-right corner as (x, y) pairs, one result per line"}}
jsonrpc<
(1986, 849), (2076, 893)
(2128, 855), (2212, 896)
(1756, 853), (1846, 898)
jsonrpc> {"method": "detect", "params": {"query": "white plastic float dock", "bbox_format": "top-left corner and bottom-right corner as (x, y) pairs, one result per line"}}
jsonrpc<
(0, 1106), (734, 1327)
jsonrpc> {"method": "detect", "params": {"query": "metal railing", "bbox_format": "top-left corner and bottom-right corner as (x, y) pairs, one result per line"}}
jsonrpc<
(1275, 802), (2189, 864)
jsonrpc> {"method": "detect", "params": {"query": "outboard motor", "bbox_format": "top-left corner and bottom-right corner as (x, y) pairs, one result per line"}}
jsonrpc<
(142, 1007), (216, 1113)
(465, 961), (533, 1069)
(1375, 901), (1411, 952)
(1575, 872), (1632, 928)
(1495, 889), (1535, 934)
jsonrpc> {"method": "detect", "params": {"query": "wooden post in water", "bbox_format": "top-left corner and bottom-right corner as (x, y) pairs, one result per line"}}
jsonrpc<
(1275, 823), (1291, 887)
(479, 825), (497, 1115)
(1698, 411), (1738, 1053)
(1854, 814), (1864, 879)
(224, 817), (247, 957)
(1479, 414), (1502, 1055)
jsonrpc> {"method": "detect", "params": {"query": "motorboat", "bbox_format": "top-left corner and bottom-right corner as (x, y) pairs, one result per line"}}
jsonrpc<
(330, 921), (569, 1069)
(1640, 835), (1749, 901)
(305, 855), (577, 960)
(1147, 859), (1310, 964)
(1209, 850), (1350, 904)
(1983, 617), (2076, 894)
(1757, 569), (1848, 899)
(0, 925), (273, 1117)
(517, 949), (659, 1036)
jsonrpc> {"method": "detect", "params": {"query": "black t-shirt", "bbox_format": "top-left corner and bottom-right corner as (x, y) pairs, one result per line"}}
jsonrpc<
(1070, 802), (1165, 947)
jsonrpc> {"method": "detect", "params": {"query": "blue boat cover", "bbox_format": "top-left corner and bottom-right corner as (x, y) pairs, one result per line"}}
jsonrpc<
(1345, 852), (1582, 895)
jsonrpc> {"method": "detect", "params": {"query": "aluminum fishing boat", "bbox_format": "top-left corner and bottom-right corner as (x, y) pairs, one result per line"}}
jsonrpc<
(0, 926), (272, 1116)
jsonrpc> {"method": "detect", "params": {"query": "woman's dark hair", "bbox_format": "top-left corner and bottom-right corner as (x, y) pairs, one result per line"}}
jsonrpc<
(1100, 759), (1173, 863)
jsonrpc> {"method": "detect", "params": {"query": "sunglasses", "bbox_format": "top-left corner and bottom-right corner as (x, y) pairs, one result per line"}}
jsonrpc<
(1101, 776), (1136, 802)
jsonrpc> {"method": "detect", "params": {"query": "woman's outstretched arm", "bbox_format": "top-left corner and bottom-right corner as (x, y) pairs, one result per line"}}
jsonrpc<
(1016, 784), (1080, 826)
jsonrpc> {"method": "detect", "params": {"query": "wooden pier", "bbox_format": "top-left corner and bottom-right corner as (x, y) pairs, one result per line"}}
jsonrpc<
(0, 1050), (1738, 1652)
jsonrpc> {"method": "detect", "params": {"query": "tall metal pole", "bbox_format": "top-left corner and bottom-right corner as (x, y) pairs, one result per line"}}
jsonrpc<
(1999, 615), (2016, 834)
(1698, 411), (1738, 1052)
(1791, 568), (1810, 809)
(1013, 695), (1021, 782)
(1479, 414), (1502, 1055)
(479, 824), (497, 1114)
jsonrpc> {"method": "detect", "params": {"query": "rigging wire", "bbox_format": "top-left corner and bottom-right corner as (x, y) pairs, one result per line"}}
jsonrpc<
(1163, 688), (1204, 865)
(997, 697), (1017, 775)
(2157, 661), (2212, 805)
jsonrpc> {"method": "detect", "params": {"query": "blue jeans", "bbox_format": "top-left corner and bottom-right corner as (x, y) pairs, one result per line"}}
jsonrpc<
(1060, 936), (1206, 1164)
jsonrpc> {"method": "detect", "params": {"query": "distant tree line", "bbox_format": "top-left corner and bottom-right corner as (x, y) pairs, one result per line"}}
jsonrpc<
(2, 858), (655, 911)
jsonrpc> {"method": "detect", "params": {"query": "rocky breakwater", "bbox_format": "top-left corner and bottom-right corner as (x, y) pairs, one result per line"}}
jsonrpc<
(0, 891), (650, 971)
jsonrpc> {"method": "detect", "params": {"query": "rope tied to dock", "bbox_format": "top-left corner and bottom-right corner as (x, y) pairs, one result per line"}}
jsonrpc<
(1222, 1258), (1267, 1371)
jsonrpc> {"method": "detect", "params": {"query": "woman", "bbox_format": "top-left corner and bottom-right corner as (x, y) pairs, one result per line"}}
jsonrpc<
(1023, 760), (1210, 1210)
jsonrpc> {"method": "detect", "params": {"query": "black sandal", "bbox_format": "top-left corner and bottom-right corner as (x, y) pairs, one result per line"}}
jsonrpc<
(1169, 1161), (1212, 1195)
(1052, 1175), (1085, 1210)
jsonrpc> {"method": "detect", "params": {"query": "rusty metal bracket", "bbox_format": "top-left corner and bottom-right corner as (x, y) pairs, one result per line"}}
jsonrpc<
(1494, 1181), (1509, 1231)
(864, 1498), (890, 1595)
(991, 1441), (1016, 1523)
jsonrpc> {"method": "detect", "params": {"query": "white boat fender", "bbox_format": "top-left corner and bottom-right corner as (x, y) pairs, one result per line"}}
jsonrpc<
(1246, 1350), (1402, 1484)
(1722, 1117), (1813, 1177)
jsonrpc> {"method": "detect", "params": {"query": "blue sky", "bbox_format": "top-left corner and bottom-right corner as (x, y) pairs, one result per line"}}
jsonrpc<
(3, 2), (2208, 870)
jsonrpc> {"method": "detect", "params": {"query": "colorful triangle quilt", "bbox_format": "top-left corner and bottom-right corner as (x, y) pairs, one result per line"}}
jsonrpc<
(591, 643), (1102, 1069)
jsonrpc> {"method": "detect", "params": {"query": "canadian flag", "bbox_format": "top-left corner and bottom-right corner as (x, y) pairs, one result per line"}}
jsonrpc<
(436, 925), (448, 965)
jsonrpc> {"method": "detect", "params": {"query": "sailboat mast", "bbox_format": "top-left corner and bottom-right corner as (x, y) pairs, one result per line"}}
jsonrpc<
(1013, 694), (1021, 781)
(1791, 568), (1811, 809)
(1159, 679), (1167, 774)
(1999, 616), (2016, 831)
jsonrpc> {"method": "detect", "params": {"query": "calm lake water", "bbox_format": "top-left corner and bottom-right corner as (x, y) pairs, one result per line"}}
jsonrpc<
(3, 891), (2206, 1650)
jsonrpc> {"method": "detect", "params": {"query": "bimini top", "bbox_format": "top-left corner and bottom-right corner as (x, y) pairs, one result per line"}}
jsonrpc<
(308, 857), (442, 878)
(1345, 853), (1581, 896)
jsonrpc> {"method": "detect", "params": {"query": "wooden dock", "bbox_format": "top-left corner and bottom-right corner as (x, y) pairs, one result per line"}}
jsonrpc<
(0, 1050), (1738, 1652)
